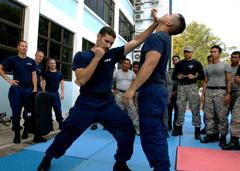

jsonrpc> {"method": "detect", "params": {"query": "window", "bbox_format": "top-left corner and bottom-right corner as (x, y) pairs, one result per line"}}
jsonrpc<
(119, 11), (134, 42)
(82, 38), (94, 51)
(84, 0), (115, 28)
(0, 0), (24, 64)
(129, 0), (134, 6)
(38, 16), (74, 81)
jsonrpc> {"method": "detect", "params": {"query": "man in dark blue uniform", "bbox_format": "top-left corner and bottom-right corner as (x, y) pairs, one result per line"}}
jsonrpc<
(42, 58), (64, 130)
(38, 9), (160, 171)
(0, 40), (37, 143)
(123, 14), (186, 171)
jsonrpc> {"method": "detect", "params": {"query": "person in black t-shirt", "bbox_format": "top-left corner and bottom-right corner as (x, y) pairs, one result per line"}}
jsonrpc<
(172, 46), (204, 140)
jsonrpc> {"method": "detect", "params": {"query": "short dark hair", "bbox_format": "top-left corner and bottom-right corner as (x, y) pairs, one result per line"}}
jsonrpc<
(133, 61), (140, 66)
(231, 51), (240, 56)
(18, 40), (28, 46)
(207, 55), (211, 60)
(170, 13), (186, 35)
(98, 26), (116, 38)
(172, 55), (180, 60)
(211, 45), (222, 53)
(122, 58), (131, 64)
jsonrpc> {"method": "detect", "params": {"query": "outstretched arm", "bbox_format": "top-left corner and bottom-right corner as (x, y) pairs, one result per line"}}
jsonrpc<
(124, 9), (159, 55)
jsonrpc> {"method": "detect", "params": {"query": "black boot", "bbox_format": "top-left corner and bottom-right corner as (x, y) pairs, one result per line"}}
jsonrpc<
(38, 155), (52, 171)
(222, 136), (240, 150)
(219, 135), (226, 147)
(22, 128), (28, 139)
(172, 125), (183, 136)
(195, 127), (201, 140)
(13, 131), (21, 144)
(200, 127), (206, 134)
(200, 134), (218, 143)
(113, 162), (131, 171)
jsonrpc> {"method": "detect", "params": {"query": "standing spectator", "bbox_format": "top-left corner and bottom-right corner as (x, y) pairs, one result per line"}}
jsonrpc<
(201, 45), (232, 148)
(166, 55), (180, 130)
(132, 61), (140, 74)
(172, 46), (204, 140)
(42, 58), (64, 130)
(123, 13), (186, 171)
(37, 9), (160, 171)
(35, 51), (45, 91)
(229, 51), (240, 112)
(0, 40), (37, 143)
(113, 58), (140, 135)
(22, 50), (47, 142)
(222, 51), (240, 150)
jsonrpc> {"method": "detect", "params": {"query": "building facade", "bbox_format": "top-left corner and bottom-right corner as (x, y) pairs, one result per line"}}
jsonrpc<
(0, 0), (167, 116)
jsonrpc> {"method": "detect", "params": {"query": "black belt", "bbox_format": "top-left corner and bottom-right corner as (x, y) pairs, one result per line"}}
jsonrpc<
(179, 82), (194, 85)
(207, 86), (226, 90)
(118, 89), (126, 93)
(80, 91), (112, 99)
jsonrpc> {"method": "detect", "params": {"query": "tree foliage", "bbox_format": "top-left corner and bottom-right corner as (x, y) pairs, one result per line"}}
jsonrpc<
(172, 21), (236, 67)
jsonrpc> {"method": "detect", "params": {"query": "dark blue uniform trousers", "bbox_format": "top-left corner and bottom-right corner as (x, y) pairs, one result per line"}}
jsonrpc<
(8, 85), (32, 131)
(138, 83), (170, 171)
(45, 94), (135, 162)
(48, 91), (63, 124)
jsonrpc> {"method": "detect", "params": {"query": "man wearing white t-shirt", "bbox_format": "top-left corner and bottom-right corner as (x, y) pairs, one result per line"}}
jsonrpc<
(113, 58), (140, 135)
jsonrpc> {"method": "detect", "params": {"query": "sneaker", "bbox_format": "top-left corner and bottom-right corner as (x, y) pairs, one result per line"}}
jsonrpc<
(113, 162), (131, 171)
(90, 124), (98, 130)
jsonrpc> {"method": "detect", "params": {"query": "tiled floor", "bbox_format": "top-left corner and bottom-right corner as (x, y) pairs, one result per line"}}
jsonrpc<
(0, 112), (232, 171)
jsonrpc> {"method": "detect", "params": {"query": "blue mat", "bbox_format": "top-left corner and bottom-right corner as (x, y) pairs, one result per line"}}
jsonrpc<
(25, 129), (114, 158)
(0, 150), (84, 171)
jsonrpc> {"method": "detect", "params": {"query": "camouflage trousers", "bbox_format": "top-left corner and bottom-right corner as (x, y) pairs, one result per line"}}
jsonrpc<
(114, 91), (140, 134)
(203, 89), (229, 135)
(176, 84), (201, 127)
(230, 90), (240, 137)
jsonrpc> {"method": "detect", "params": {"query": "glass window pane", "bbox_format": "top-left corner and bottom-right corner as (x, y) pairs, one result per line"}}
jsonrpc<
(61, 63), (72, 80)
(39, 17), (49, 37)
(62, 47), (72, 63)
(0, 48), (16, 64)
(0, 0), (23, 25)
(51, 23), (61, 42)
(49, 42), (61, 60)
(63, 31), (73, 46)
(37, 38), (48, 55)
(0, 23), (21, 47)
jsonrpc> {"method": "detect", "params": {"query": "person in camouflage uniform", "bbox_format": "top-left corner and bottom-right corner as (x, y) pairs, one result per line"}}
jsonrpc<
(222, 51), (240, 150)
(201, 45), (232, 148)
(171, 46), (204, 140)
(113, 59), (140, 135)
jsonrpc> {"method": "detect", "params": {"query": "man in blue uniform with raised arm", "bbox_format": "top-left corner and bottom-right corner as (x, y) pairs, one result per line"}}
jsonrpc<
(38, 9), (160, 171)
(0, 40), (37, 143)
(123, 13), (186, 171)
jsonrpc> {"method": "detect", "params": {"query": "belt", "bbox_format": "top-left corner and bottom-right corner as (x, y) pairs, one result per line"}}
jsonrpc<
(179, 82), (194, 85)
(118, 89), (126, 93)
(146, 79), (165, 84)
(80, 91), (112, 99)
(207, 86), (226, 90)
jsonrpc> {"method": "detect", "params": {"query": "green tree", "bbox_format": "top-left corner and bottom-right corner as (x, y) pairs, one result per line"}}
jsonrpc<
(172, 21), (236, 67)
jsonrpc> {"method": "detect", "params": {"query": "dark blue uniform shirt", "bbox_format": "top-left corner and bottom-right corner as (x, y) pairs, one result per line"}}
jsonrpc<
(43, 71), (63, 92)
(1, 55), (36, 86)
(36, 63), (44, 90)
(140, 32), (170, 83)
(72, 46), (125, 94)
